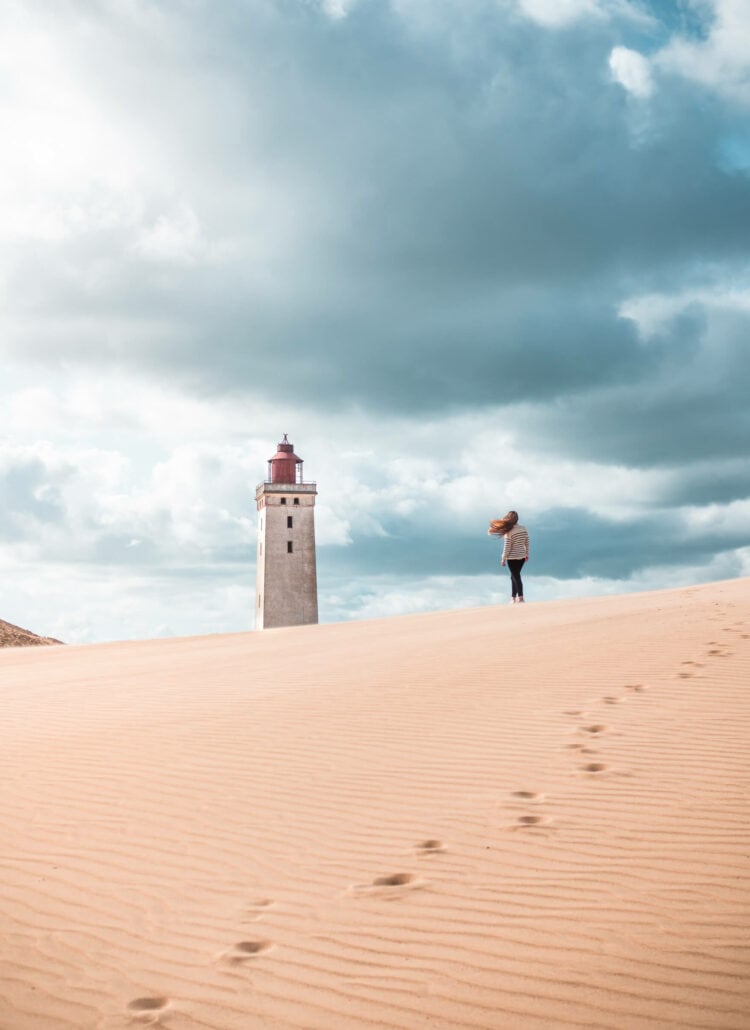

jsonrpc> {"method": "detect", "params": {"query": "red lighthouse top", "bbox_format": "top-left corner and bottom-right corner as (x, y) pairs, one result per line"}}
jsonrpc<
(267, 434), (304, 484)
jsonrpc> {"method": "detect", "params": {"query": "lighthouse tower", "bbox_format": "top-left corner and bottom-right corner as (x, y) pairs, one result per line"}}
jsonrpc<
(255, 435), (318, 630)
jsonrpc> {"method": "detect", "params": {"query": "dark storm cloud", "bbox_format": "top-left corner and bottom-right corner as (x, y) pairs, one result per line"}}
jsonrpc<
(8, 0), (750, 441)
(655, 459), (750, 506)
(531, 506), (746, 579)
(520, 304), (750, 467)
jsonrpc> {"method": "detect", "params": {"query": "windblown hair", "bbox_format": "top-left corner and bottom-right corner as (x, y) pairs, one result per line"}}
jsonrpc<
(489, 510), (519, 536)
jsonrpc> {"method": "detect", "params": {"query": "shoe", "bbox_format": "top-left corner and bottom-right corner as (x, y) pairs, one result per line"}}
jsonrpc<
(517, 597), (525, 603)
(509, 598), (516, 604)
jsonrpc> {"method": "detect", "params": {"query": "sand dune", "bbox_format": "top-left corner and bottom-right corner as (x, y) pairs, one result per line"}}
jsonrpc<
(0, 619), (61, 648)
(1, 579), (749, 1029)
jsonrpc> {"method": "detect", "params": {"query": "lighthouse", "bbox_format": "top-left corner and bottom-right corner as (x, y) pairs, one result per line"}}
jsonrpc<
(255, 435), (318, 630)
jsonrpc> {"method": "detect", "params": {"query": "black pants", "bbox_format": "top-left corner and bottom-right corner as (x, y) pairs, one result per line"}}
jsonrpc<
(507, 558), (526, 598)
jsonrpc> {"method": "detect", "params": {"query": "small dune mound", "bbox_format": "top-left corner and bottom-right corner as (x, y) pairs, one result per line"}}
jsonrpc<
(0, 620), (62, 649)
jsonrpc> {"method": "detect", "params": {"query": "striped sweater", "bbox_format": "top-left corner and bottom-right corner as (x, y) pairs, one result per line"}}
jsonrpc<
(501, 524), (529, 561)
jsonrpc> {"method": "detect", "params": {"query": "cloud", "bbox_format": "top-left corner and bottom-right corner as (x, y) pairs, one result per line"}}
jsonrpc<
(131, 203), (205, 265)
(0, 551), (253, 644)
(516, 0), (652, 29)
(612, 1), (750, 109)
(320, 0), (361, 20)
(0, 1), (746, 420)
(517, 0), (605, 28)
(655, 0), (750, 106)
(0, 433), (257, 567)
(620, 281), (750, 337)
(609, 45), (653, 98)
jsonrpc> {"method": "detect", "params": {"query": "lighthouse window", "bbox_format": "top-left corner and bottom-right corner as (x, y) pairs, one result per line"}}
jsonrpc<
(280, 497), (287, 505)
(287, 515), (293, 528)
(287, 541), (293, 553)
(293, 497), (300, 505)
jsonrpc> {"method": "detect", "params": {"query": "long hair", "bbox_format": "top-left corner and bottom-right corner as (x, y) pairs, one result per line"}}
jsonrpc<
(489, 510), (519, 536)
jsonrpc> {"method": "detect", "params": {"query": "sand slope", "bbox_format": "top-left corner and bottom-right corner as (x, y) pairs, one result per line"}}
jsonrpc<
(0, 619), (61, 648)
(1, 579), (748, 1029)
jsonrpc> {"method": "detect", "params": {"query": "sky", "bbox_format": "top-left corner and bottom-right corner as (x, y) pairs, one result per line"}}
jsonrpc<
(1, 0), (749, 644)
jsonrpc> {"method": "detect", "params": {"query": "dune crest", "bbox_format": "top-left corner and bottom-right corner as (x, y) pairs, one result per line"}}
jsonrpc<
(1, 579), (749, 1028)
(0, 618), (62, 648)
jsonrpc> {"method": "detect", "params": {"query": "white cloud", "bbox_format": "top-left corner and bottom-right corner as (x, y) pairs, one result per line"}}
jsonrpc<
(609, 45), (653, 98)
(0, 553), (252, 644)
(388, 0), (650, 34)
(320, 0), (360, 21)
(605, 2), (750, 107)
(131, 203), (205, 265)
(326, 574), (506, 622)
(620, 282), (750, 338)
(517, 0), (603, 28)
(0, 16), (143, 247)
(515, 0), (650, 29)
(682, 497), (750, 536)
(655, 0), (750, 106)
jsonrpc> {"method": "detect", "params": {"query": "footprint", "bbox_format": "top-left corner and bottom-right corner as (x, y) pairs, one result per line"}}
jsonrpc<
(625, 684), (648, 692)
(602, 696), (625, 705)
(681, 661), (704, 667)
(677, 672), (694, 679)
(416, 839), (444, 853)
(225, 939), (272, 964)
(563, 709), (586, 716)
(582, 762), (607, 773)
(582, 724), (608, 734)
(128, 997), (168, 1011)
(516, 814), (549, 827)
(373, 872), (414, 887)
(127, 997), (170, 1023)
(566, 742), (585, 750)
(350, 871), (422, 897)
(511, 790), (545, 802)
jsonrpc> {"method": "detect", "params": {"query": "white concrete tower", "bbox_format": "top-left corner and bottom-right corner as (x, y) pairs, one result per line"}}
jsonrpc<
(255, 435), (318, 630)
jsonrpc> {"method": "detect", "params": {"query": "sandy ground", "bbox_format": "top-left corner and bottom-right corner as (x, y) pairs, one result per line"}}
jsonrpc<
(1, 578), (748, 1029)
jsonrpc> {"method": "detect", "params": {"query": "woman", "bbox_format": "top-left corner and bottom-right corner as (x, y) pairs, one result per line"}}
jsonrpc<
(488, 510), (529, 604)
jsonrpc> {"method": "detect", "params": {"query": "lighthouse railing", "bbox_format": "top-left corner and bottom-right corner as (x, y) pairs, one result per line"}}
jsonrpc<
(256, 479), (317, 490)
